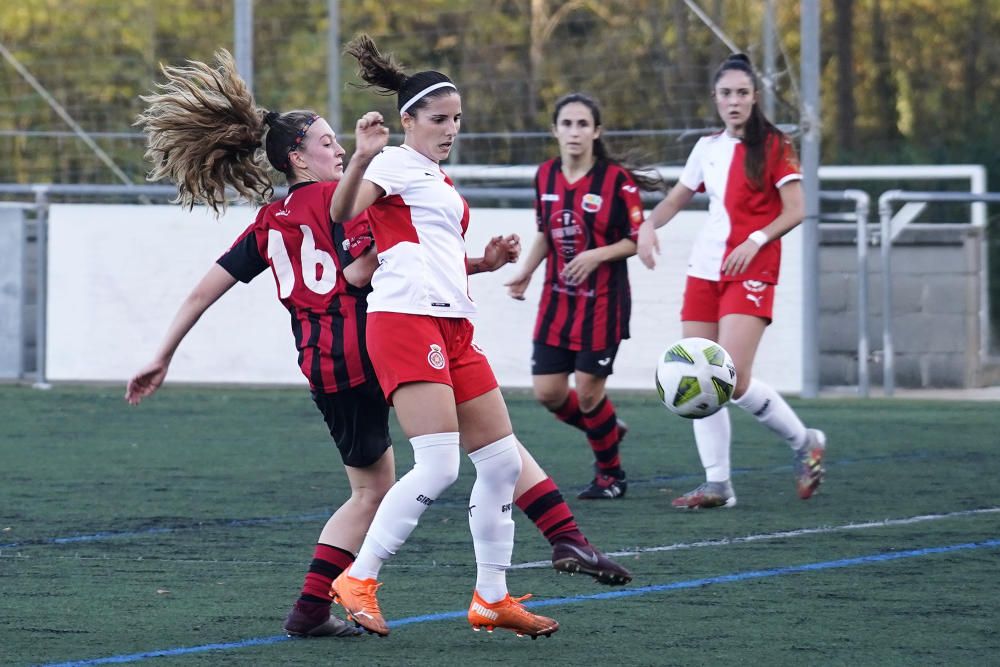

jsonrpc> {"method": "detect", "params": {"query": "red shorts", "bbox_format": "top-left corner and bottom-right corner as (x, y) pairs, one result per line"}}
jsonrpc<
(680, 276), (775, 323)
(366, 312), (498, 405)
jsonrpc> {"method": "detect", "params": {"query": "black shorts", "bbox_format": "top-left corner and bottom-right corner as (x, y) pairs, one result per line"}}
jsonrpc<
(312, 377), (392, 468)
(531, 342), (620, 378)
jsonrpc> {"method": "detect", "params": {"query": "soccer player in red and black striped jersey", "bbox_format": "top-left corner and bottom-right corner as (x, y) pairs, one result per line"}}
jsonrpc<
(506, 93), (663, 500)
(127, 51), (393, 639)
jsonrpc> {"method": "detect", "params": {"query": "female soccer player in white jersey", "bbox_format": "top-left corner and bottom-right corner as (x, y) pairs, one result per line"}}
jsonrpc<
(636, 53), (826, 510)
(127, 49), (626, 643)
(325, 34), (571, 639)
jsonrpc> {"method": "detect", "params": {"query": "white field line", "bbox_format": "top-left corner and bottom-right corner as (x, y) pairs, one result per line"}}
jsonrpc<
(509, 506), (1000, 570)
(4, 507), (996, 569)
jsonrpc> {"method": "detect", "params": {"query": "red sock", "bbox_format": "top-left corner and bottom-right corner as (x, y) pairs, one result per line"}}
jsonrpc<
(551, 390), (586, 430)
(298, 543), (355, 604)
(515, 478), (587, 546)
(581, 396), (622, 473)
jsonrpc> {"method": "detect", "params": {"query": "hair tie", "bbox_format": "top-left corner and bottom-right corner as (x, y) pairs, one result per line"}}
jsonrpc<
(263, 110), (280, 126)
(285, 114), (320, 156)
(399, 81), (457, 116)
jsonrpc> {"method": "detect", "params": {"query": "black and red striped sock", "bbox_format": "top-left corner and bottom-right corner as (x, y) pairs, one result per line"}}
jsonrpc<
(515, 477), (587, 546)
(298, 543), (355, 605)
(581, 396), (623, 473)
(551, 390), (586, 431)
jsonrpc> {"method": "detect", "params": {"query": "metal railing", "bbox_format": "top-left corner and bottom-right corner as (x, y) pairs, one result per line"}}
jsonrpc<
(820, 190), (871, 396)
(877, 190), (1000, 395)
(2, 181), (989, 396)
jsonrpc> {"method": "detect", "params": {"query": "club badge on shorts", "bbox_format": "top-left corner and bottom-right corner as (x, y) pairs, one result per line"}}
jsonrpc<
(427, 344), (446, 370)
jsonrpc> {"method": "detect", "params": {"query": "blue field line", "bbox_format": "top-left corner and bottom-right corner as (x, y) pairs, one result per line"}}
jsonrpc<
(37, 537), (1000, 667)
(3, 451), (944, 551)
(0, 512), (331, 549)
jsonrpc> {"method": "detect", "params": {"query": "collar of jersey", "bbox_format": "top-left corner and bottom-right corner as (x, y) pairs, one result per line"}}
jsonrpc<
(555, 158), (595, 190)
(399, 143), (442, 171)
(287, 180), (317, 193)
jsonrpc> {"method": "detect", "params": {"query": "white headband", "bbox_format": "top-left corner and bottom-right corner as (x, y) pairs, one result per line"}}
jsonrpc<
(399, 81), (457, 116)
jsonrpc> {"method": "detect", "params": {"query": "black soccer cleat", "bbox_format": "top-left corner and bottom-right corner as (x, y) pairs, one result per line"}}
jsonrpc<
(551, 539), (632, 585)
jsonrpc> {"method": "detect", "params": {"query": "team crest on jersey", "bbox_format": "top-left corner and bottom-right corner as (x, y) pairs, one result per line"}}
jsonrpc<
(629, 206), (643, 223)
(581, 193), (603, 213)
(427, 344), (446, 370)
(549, 209), (589, 261)
(743, 280), (767, 293)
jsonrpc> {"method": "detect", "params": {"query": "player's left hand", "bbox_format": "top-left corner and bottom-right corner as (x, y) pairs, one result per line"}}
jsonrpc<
(481, 234), (520, 271)
(721, 239), (759, 276)
(560, 249), (601, 286)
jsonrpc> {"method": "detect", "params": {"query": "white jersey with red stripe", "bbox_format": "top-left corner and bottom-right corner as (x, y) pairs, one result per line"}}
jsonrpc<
(362, 144), (474, 317)
(679, 131), (801, 284)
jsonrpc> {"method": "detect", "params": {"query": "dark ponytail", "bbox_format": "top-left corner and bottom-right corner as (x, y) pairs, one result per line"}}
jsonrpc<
(345, 34), (457, 116)
(713, 53), (785, 190)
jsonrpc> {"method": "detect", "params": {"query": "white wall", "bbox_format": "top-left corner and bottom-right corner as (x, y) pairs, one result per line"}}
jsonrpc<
(47, 204), (301, 385)
(47, 204), (802, 392)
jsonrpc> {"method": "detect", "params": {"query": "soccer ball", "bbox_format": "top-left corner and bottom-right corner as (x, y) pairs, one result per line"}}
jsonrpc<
(655, 337), (737, 418)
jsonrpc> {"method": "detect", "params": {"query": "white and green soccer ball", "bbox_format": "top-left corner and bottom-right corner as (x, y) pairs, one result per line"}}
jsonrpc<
(655, 337), (737, 418)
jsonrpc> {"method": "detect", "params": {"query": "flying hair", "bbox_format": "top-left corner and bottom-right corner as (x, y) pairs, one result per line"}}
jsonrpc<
(345, 34), (409, 96)
(135, 49), (274, 215)
(345, 34), (456, 116)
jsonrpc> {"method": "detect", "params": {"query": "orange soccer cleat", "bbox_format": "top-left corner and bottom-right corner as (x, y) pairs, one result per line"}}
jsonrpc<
(467, 590), (559, 638)
(331, 570), (389, 637)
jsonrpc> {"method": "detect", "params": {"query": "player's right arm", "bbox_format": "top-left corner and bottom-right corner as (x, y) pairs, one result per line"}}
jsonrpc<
(636, 182), (696, 269)
(125, 264), (238, 405)
(504, 231), (549, 300)
(330, 111), (389, 223)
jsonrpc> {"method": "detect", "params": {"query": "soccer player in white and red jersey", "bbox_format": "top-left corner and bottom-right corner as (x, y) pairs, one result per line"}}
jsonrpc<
(328, 35), (632, 639)
(505, 93), (663, 501)
(128, 48), (628, 642)
(637, 53), (826, 510)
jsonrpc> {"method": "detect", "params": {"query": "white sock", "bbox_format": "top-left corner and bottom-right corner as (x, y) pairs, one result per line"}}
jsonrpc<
(468, 434), (521, 603)
(693, 407), (731, 482)
(732, 379), (808, 449)
(350, 432), (460, 580)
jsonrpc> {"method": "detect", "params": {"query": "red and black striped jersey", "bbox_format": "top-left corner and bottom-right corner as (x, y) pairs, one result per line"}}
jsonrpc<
(532, 158), (645, 351)
(217, 180), (375, 393)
